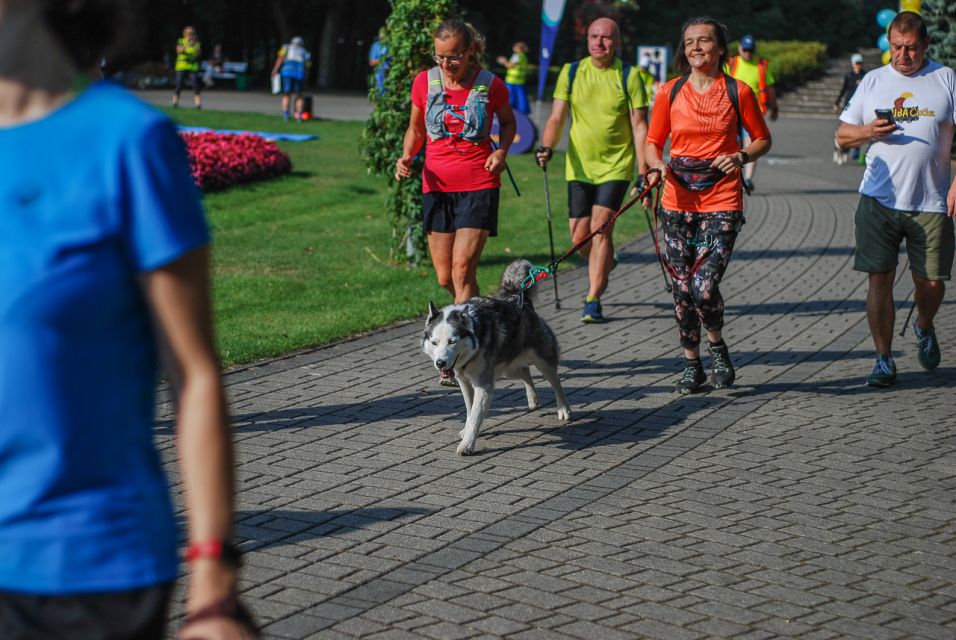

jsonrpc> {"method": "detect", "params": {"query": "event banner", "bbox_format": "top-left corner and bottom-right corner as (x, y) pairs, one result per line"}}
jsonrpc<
(536, 0), (567, 101)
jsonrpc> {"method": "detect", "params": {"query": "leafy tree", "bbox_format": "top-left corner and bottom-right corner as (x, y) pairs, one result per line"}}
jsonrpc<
(361, 0), (458, 265)
(923, 0), (956, 69)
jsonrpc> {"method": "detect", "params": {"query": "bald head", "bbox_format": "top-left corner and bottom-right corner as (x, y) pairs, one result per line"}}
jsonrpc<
(587, 17), (620, 66)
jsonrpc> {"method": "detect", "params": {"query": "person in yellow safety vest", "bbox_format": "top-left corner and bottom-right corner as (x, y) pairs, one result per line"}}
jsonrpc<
(726, 34), (777, 192)
(637, 56), (656, 105)
(496, 41), (530, 114)
(172, 26), (202, 109)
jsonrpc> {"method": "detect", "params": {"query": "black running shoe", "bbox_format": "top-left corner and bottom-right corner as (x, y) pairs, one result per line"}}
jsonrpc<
(675, 359), (706, 395)
(709, 342), (736, 389)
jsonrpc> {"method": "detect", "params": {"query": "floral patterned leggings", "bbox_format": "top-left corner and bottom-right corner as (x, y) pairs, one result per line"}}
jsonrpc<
(660, 209), (744, 349)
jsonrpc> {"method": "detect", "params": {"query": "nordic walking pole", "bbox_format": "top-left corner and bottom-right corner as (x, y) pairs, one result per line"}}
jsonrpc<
(897, 257), (914, 338)
(899, 302), (916, 338)
(642, 204), (672, 293)
(638, 178), (672, 293)
(540, 163), (561, 309)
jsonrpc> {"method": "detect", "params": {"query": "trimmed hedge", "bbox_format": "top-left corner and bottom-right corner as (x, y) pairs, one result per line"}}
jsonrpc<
(731, 40), (828, 91)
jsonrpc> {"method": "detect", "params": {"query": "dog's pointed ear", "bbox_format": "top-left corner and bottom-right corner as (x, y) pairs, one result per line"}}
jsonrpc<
(427, 301), (441, 322)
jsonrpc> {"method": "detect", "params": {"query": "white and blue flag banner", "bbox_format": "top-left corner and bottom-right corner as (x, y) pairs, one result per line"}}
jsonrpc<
(536, 0), (567, 101)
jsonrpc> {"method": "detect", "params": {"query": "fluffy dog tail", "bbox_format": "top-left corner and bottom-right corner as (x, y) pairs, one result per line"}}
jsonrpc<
(497, 259), (537, 303)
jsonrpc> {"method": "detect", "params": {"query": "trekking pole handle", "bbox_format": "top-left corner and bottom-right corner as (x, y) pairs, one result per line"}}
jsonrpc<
(535, 146), (553, 169)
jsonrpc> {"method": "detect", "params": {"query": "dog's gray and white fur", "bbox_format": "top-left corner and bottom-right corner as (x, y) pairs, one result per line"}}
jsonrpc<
(422, 259), (571, 455)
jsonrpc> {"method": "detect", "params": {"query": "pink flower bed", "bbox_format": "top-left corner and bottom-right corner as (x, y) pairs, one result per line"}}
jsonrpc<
(181, 132), (292, 192)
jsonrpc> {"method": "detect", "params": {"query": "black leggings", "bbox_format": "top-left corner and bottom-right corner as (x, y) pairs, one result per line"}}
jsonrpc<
(660, 209), (744, 349)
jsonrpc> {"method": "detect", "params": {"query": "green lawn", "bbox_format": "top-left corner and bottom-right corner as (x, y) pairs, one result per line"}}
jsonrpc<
(163, 109), (649, 368)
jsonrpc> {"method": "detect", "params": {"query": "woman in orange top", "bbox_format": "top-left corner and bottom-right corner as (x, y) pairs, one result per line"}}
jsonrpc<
(644, 16), (771, 395)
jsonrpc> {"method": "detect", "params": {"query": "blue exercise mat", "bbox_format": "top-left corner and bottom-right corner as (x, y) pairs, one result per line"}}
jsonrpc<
(177, 126), (318, 142)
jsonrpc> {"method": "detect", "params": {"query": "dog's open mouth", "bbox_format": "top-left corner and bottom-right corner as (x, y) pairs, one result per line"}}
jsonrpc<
(437, 355), (458, 379)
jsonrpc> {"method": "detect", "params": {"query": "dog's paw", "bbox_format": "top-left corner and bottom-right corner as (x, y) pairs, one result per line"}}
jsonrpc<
(458, 428), (466, 439)
(557, 407), (571, 422)
(456, 440), (476, 455)
(527, 399), (540, 411)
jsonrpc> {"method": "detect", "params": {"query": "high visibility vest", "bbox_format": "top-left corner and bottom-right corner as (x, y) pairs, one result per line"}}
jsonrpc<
(728, 55), (769, 114)
(504, 52), (528, 85)
(175, 39), (201, 72)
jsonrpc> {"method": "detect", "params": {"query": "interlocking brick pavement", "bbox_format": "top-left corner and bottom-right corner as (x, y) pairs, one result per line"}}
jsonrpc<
(158, 115), (956, 639)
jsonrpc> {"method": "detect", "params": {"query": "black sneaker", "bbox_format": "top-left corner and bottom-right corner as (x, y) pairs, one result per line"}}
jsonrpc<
(709, 342), (736, 389)
(675, 359), (706, 395)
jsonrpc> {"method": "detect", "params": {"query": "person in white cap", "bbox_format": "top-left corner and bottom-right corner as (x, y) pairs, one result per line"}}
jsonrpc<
(637, 55), (656, 106)
(833, 53), (867, 164)
(271, 36), (312, 121)
(834, 53), (866, 114)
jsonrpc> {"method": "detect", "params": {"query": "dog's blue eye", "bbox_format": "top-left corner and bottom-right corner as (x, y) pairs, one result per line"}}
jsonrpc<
(448, 338), (457, 344)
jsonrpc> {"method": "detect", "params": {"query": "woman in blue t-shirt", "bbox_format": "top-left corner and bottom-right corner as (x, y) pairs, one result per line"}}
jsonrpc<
(0, 3), (254, 639)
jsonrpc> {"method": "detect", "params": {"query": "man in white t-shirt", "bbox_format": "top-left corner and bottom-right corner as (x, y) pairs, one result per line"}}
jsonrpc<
(837, 11), (956, 387)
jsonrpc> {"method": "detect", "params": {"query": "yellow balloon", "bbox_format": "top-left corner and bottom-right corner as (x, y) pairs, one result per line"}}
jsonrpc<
(882, 50), (892, 65)
(900, 0), (921, 13)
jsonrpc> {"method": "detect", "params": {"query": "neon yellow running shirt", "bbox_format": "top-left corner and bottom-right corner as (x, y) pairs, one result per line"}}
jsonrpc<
(553, 57), (648, 184)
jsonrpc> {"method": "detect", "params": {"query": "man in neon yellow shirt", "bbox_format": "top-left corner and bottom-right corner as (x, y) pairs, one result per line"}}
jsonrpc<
(536, 18), (648, 323)
(497, 41), (530, 114)
(172, 26), (202, 109)
(727, 34), (777, 192)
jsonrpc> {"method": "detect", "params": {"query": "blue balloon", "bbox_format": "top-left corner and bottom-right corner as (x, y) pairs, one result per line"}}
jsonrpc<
(877, 32), (890, 51)
(876, 9), (896, 29)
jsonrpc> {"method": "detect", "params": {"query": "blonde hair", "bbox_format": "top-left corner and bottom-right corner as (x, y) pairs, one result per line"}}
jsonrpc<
(435, 19), (486, 67)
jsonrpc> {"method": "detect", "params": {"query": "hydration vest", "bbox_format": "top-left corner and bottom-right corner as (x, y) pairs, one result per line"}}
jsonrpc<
(424, 66), (495, 143)
(279, 43), (311, 80)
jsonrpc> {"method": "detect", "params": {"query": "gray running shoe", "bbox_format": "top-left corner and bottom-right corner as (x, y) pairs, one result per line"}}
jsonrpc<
(709, 342), (736, 389)
(913, 320), (941, 370)
(675, 360), (706, 395)
(866, 355), (897, 387)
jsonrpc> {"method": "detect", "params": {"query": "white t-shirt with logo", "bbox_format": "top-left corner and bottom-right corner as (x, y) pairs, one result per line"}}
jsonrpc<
(841, 60), (956, 213)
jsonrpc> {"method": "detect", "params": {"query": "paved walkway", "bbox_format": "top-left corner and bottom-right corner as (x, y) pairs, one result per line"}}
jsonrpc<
(157, 114), (956, 639)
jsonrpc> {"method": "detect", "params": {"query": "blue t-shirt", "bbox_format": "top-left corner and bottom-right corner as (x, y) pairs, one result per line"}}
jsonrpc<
(0, 81), (209, 593)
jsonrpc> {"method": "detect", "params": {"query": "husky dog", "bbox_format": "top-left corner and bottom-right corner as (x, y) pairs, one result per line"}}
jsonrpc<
(422, 259), (572, 455)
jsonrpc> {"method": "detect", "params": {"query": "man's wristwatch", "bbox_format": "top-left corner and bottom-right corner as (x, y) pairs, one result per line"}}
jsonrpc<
(739, 151), (750, 165)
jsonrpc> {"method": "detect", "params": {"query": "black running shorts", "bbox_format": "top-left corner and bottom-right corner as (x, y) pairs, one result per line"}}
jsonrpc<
(423, 188), (500, 237)
(0, 583), (173, 640)
(567, 180), (630, 218)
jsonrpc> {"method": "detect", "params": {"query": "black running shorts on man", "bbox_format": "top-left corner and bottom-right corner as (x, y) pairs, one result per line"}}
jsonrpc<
(567, 180), (629, 218)
(423, 188), (500, 236)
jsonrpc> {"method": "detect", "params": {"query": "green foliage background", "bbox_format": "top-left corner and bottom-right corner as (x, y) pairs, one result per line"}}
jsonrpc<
(729, 40), (829, 90)
(923, 0), (956, 69)
(361, 0), (458, 265)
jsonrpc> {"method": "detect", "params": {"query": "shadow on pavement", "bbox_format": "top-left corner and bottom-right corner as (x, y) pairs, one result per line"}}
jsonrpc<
(233, 506), (434, 550)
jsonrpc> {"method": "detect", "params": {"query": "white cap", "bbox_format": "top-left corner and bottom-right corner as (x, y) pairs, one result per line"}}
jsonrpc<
(291, 36), (304, 46)
(850, 53), (863, 64)
(638, 56), (651, 69)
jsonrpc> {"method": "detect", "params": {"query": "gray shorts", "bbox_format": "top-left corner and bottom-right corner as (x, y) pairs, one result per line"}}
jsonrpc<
(853, 195), (954, 280)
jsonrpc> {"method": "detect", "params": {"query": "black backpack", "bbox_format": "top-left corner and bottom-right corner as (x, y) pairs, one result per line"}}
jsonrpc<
(567, 58), (634, 113)
(669, 73), (743, 139)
